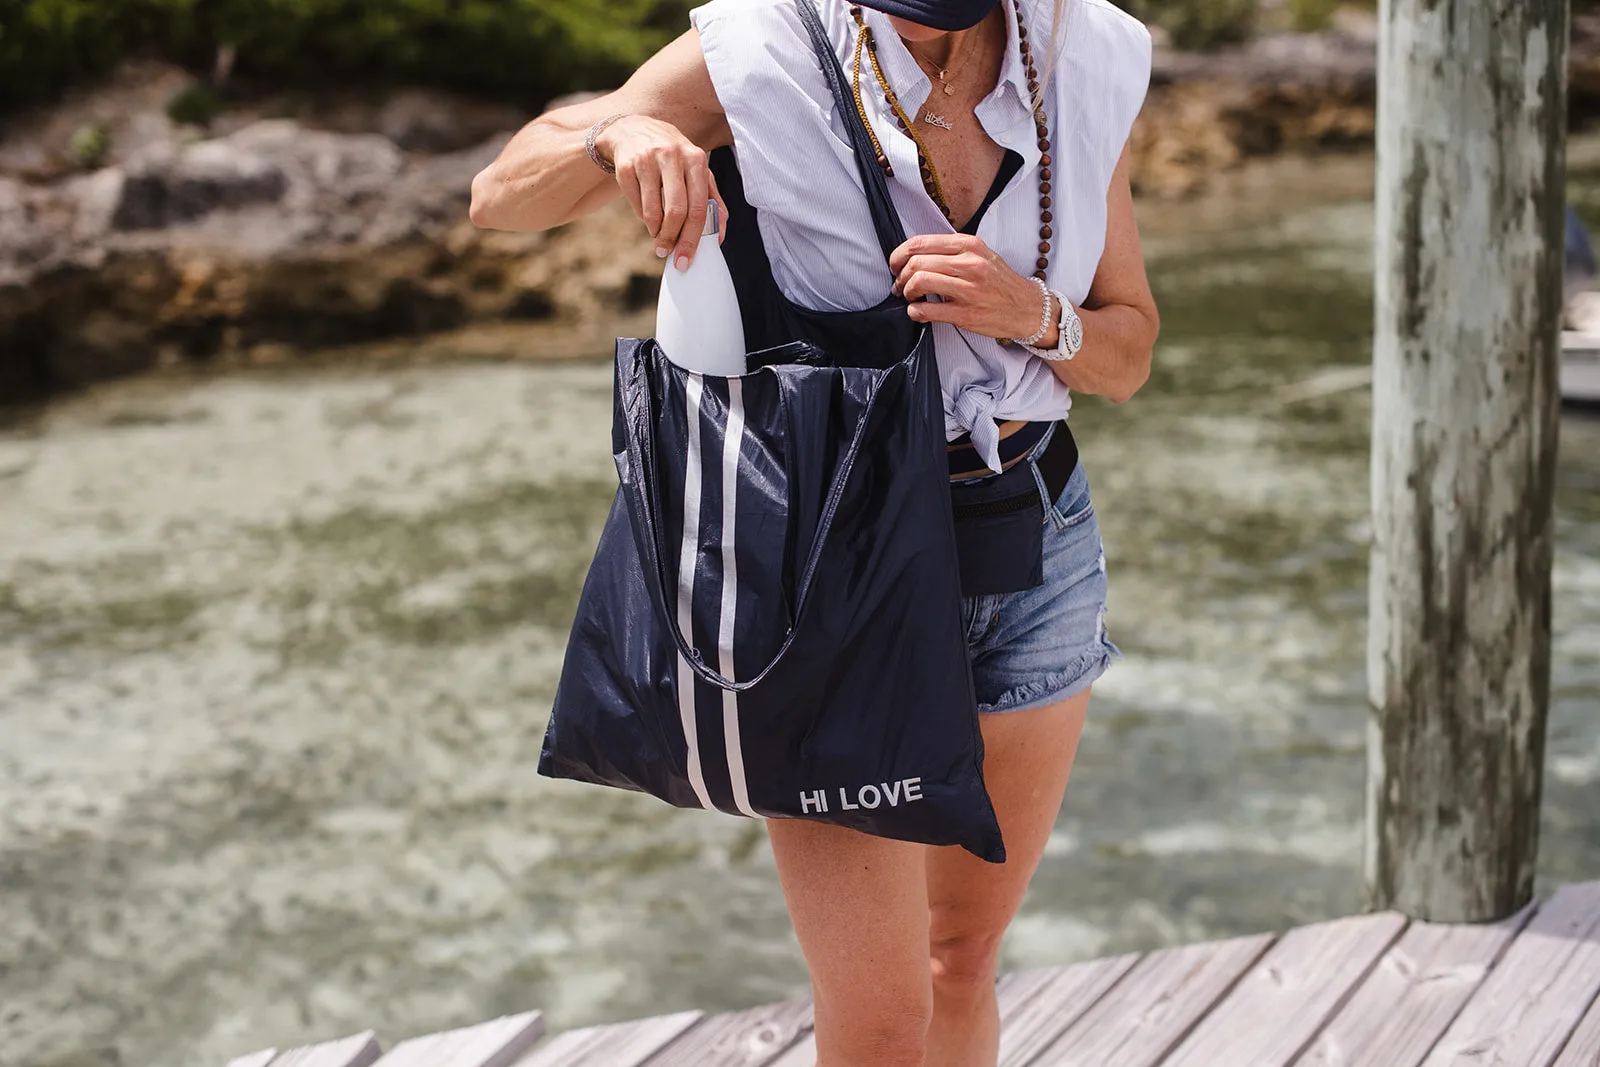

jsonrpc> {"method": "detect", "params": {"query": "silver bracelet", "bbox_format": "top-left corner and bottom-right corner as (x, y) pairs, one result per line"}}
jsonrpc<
(1023, 288), (1079, 361)
(585, 113), (628, 175)
(1008, 276), (1054, 348)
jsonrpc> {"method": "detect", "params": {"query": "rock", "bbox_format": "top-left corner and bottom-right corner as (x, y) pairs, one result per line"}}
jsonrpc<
(0, 178), (37, 262)
(69, 168), (131, 242)
(0, 113), (661, 401)
(374, 91), (527, 154)
(254, 87), (529, 155)
(112, 142), (289, 231)
(0, 61), (193, 182)
(1133, 28), (1378, 197)
(223, 120), (405, 193)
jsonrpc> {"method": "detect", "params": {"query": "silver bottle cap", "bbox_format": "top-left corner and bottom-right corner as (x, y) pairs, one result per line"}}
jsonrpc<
(703, 200), (719, 237)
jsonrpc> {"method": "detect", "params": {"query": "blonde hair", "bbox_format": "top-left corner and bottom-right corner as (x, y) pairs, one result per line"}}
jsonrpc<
(1037, 0), (1077, 109)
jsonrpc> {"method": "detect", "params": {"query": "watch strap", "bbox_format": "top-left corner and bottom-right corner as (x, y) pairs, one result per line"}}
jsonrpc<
(1022, 290), (1080, 362)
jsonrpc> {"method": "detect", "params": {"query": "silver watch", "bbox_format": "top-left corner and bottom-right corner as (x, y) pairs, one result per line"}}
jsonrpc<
(1025, 290), (1083, 362)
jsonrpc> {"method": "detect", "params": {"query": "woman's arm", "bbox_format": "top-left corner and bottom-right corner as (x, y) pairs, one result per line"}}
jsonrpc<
(887, 141), (1160, 404)
(469, 30), (733, 269)
(1049, 144), (1159, 403)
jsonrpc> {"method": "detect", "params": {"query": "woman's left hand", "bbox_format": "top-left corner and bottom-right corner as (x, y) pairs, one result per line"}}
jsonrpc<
(889, 233), (1050, 342)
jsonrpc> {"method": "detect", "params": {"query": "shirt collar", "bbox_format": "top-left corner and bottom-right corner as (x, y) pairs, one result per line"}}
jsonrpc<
(993, 0), (1037, 113)
(858, 0), (1038, 153)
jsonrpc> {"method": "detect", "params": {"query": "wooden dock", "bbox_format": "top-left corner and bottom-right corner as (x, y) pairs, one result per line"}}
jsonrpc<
(228, 878), (1600, 1067)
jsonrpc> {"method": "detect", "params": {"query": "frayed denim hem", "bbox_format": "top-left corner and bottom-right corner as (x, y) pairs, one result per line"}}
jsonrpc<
(978, 639), (1121, 715)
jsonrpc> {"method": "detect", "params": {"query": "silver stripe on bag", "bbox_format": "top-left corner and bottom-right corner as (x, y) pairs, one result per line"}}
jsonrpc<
(676, 374), (715, 811)
(719, 379), (758, 818)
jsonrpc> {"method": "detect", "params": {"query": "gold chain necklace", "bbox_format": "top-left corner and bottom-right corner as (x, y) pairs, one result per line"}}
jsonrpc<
(848, 4), (1055, 280)
(850, 14), (952, 214)
(908, 22), (984, 101)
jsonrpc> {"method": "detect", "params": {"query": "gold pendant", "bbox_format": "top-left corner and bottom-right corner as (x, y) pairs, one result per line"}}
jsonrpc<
(922, 111), (954, 131)
(943, 84), (956, 96)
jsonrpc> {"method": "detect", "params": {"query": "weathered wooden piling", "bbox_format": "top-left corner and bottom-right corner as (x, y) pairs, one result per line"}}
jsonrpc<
(1368, 0), (1569, 920)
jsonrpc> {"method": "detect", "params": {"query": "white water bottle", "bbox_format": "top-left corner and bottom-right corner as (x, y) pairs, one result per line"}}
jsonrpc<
(655, 200), (748, 376)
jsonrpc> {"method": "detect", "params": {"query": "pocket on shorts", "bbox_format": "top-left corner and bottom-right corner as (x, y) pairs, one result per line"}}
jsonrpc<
(1047, 465), (1094, 529)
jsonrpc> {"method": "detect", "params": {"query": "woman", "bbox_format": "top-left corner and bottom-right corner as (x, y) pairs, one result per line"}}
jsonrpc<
(471, 0), (1158, 1063)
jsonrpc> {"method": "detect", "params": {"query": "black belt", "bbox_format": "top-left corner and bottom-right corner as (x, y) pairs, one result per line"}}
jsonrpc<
(947, 419), (1052, 477)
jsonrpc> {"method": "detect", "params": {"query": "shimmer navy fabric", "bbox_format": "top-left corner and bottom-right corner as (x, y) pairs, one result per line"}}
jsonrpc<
(538, 0), (1004, 862)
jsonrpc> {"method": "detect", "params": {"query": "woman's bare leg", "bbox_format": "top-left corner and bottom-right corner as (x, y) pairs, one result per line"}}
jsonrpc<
(766, 819), (933, 1067)
(924, 689), (1092, 1067)
(767, 689), (1091, 1067)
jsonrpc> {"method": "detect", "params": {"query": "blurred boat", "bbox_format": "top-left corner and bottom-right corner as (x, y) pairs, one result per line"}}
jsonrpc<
(1562, 327), (1600, 405)
(1563, 207), (1600, 405)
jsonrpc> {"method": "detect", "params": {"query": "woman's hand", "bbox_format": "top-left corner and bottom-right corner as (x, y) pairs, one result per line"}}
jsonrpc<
(596, 114), (729, 270)
(469, 31), (731, 237)
(889, 234), (1054, 343)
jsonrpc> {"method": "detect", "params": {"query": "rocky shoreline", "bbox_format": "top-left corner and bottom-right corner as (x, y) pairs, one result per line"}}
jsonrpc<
(0, 63), (669, 402)
(0, 15), (1590, 403)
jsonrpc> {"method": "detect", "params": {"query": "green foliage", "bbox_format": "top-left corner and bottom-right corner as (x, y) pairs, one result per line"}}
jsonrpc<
(68, 122), (110, 167)
(1286, 0), (1340, 33)
(1118, 0), (1258, 50)
(0, 0), (696, 114)
(166, 83), (226, 126)
(0, 0), (1384, 110)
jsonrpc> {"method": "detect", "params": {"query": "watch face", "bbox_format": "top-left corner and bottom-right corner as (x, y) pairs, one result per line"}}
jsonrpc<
(1065, 308), (1085, 355)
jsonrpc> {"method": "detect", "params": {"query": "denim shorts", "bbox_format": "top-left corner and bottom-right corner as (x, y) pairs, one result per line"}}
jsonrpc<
(960, 441), (1119, 714)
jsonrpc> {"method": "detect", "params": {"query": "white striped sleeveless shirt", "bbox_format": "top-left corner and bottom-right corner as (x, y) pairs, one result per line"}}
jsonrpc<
(689, 0), (1152, 472)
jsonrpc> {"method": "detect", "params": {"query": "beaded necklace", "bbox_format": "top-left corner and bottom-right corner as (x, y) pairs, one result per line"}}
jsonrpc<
(847, 3), (1055, 280)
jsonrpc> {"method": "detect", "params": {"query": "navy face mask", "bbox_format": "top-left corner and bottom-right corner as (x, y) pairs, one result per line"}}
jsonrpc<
(854, 0), (1003, 31)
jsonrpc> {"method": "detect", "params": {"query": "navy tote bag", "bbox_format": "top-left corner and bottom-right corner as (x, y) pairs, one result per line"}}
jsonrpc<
(538, 0), (1004, 863)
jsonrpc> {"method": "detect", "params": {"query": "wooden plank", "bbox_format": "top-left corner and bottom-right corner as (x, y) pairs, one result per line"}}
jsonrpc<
(373, 1012), (544, 1067)
(1160, 913), (1408, 1067)
(1296, 904), (1537, 1067)
(764, 958), (1133, 1067)
(268, 1033), (384, 1067)
(637, 999), (811, 1066)
(227, 1053), (280, 1067)
(762, 1029), (815, 1067)
(1552, 983), (1600, 1067)
(996, 966), (1065, 1017)
(1420, 882), (1600, 1067)
(1027, 933), (1277, 1067)
(512, 1012), (703, 1067)
(996, 953), (1141, 1066)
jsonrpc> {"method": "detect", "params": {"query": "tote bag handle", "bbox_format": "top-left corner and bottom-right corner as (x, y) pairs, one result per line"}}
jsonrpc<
(794, 0), (909, 267)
